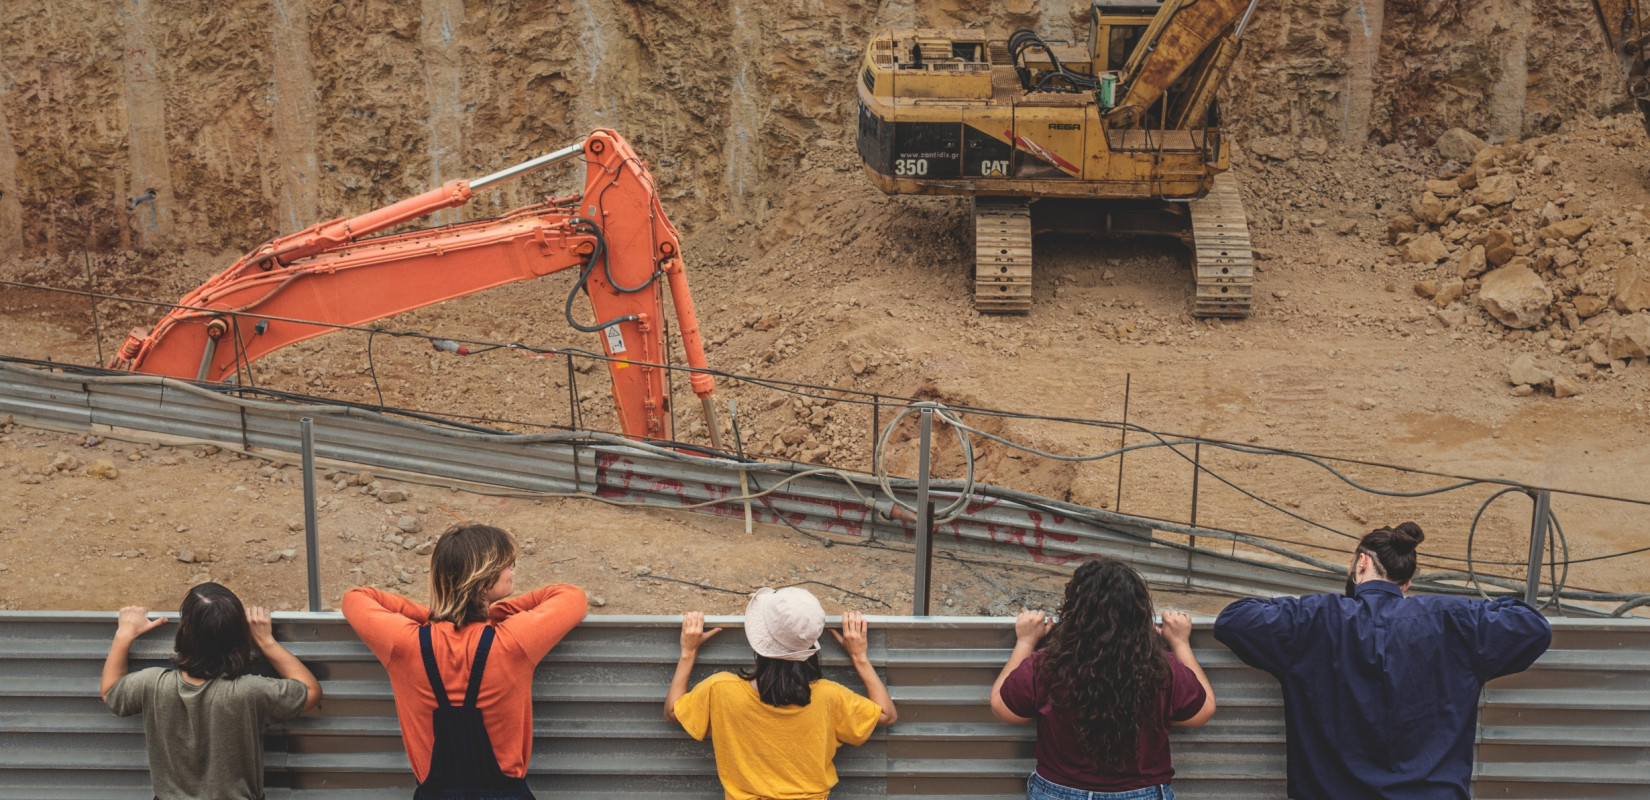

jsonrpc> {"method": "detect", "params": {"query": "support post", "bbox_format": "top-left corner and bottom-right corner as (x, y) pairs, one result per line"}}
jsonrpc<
(730, 399), (753, 535)
(1116, 374), (1131, 512)
(1186, 442), (1200, 588)
(913, 408), (934, 616)
(299, 417), (321, 612)
(872, 396), (881, 475)
(1525, 489), (1551, 606)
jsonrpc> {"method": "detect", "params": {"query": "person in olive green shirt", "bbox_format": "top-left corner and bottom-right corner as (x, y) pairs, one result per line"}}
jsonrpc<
(102, 582), (321, 800)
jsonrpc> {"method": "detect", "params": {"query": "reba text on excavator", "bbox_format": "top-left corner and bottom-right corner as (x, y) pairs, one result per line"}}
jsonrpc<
(109, 129), (721, 448)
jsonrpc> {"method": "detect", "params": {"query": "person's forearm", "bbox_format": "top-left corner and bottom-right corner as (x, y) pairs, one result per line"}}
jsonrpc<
(1171, 641), (1214, 698)
(663, 651), (697, 722)
(100, 634), (135, 701)
(257, 638), (322, 710)
(991, 640), (1037, 698)
(852, 655), (897, 725)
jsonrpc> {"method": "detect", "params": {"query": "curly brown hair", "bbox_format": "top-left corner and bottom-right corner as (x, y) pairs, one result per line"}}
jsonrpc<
(1037, 558), (1169, 772)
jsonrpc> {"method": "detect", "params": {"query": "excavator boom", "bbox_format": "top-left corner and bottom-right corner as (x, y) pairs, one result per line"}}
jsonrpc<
(1107, 0), (1259, 128)
(1594, 0), (1650, 135)
(111, 130), (718, 446)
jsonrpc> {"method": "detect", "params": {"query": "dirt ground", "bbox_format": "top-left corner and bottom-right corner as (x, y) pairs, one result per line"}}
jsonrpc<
(5, 108), (1650, 618)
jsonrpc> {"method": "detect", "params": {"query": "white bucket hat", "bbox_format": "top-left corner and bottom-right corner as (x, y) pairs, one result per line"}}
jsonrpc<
(744, 587), (824, 661)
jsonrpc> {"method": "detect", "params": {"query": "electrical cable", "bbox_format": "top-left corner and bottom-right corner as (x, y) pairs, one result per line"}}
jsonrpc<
(7, 274), (1650, 598)
(10, 354), (1646, 614)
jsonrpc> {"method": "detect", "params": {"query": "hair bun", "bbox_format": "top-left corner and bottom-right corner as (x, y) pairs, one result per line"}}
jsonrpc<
(1391, 521), (1425, 552)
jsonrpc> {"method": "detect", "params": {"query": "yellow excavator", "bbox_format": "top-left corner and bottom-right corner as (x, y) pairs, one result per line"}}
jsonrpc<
(857, 0), (1650, 317)
(856, 0), (1261, 316)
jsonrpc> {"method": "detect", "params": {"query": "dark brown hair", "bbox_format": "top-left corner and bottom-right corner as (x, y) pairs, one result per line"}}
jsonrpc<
(738, 654), (822, 707)
(172, 582), (254, 680)
(1359, 522), (1426, 583)
(1037, 558), (1170, 772)
(428, 524), (516, 628)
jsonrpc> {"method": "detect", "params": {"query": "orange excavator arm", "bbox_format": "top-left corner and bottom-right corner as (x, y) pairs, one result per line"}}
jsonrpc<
(110, 129), (719, 446)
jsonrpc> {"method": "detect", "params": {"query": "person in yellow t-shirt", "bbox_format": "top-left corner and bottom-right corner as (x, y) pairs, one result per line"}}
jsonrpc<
(664, 587), (898, 800)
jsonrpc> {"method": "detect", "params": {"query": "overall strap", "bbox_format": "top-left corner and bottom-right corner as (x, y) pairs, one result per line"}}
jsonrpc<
(462, 626), (497, 709)
(418, 626), (451, 708)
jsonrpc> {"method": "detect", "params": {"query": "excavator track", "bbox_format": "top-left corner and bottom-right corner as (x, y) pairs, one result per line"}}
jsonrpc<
(974, 198), (1034, 314)
(1188, 174), (1254, 318)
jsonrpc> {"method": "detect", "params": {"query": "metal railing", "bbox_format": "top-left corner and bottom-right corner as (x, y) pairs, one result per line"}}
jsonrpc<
(1, 612), (1645, 798)
(4, 357), (1648, 618)
(0, 359), (1352, 605)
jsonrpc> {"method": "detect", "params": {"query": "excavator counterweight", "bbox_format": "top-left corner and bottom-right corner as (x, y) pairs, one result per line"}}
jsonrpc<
(112, 130), (719, 448)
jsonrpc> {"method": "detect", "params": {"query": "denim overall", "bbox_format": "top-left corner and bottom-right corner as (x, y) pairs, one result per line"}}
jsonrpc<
(412, 626), (536, 800)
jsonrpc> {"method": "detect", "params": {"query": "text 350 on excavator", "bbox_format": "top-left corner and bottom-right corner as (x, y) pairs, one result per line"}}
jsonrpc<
(110, 129), (721, 448)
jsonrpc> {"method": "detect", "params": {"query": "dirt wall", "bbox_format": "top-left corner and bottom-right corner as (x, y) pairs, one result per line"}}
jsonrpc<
(0, 0), (1631, 260)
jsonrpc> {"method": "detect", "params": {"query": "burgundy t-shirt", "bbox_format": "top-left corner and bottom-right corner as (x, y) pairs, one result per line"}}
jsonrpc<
(999, 648), (1206, 791)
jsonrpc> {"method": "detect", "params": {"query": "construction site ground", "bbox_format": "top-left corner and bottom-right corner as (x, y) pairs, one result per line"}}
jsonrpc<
(5, 116), (1650, 619)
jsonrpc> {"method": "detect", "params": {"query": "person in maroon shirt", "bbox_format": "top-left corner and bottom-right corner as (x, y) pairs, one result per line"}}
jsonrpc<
(990, 559), (1216, 800)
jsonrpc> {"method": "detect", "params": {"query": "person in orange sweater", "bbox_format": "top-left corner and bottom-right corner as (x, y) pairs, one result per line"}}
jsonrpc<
(343, 523), (586, 800)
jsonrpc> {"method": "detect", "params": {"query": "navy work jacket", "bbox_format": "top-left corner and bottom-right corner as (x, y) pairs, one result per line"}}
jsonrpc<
(1213, 580), (1551, 800)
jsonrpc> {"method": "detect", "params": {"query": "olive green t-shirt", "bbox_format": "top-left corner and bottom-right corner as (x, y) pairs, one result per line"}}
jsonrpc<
(105, 667), (308, 800)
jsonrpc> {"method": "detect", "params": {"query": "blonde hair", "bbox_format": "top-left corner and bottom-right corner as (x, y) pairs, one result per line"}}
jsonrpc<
(428, 524), (517, 628)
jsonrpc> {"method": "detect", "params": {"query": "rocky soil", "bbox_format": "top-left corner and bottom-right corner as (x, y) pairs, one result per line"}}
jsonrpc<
(3, 2), (1650, 616)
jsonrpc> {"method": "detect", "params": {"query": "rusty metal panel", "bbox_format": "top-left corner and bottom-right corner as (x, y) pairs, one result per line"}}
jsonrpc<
(1, 613), (1647, 798)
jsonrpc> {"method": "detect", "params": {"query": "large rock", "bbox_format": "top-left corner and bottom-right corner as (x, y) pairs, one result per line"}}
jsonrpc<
(1386, 214), (1418, 243)
(1507, 354), (1553, 388)
(1479, 263), (1553, 329)
(1412, 192), (1449, 224)
(1482, 230), (1516, 266)
(1403, 233), (1450, 264)
(1456, 204), (1490, 224)
(1457, 245), (1488, 279)
(1423, 178), (1462, 198)
(1249, 136), (1295, 161)
(1472, 174), (1518, 207)
(1437, 128), (1489, 163)
(1613, 257), (1650, 313)
(1607, 313), (1650, 359)
(1537, 217), (1594, 243)
(1434, 278), (1466, 307)
(1551, 374), (1582, 398)
(1574, 294), (1609, 318)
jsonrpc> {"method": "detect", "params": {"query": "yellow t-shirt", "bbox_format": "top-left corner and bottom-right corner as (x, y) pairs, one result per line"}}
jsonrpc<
(673, 671), (883, 800)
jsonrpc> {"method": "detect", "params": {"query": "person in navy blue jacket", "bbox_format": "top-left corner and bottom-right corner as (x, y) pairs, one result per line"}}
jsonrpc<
(1213, 522), (1551, 800)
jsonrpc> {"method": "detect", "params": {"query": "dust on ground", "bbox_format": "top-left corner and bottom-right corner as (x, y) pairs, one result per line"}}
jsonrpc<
(5, 114), (1650, 617)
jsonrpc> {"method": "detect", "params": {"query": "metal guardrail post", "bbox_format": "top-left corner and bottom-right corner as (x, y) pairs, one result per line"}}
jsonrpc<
(1526, 489), (1552, 606)
(913, 408), (934, 616)
(1116, 374), (1130, 512)
(1186, 442), (1200, 588)
(299, 417), (321, 612)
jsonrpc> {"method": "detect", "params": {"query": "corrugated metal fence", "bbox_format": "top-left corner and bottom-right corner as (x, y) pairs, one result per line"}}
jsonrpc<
(1, 612), (1646, 799)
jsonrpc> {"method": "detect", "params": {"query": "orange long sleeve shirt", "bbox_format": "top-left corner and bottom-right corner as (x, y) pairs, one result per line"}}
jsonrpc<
(342, 584), (587, 781)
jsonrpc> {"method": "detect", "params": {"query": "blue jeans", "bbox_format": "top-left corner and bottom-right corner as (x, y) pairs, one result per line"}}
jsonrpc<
(1027, 771), (1174, 800)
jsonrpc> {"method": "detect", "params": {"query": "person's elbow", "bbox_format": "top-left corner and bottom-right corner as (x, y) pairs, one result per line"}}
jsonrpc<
(877, 704), (899, 728)
(988, 692), (1031, 725)
(1173, 692), (1217, 728)
(303, 681), (323, 712)
(663, 700), (679, 724)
